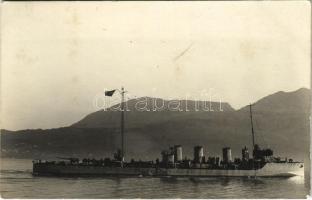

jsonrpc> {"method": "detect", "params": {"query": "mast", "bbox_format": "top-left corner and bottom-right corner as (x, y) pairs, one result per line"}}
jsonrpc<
(249, 104), (256, 176)
(249, 104), (255, 151)
(120, 87), (125, 162)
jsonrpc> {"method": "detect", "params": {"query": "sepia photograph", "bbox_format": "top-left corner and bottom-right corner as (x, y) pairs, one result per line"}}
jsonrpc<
(0, 1), (311, 198)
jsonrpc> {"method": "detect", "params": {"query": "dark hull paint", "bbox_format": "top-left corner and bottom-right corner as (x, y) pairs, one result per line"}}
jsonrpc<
(33, 162), (304, 177)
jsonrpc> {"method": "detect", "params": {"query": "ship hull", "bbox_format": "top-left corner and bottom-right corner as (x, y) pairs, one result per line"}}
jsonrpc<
(33, 162), (304, 177)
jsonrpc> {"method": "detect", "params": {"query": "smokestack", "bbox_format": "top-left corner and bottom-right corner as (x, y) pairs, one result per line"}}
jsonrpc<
(222, 147), (232, 163)
(161, 149), (175, 164)
(194, 146), (204, 163)
(174, 145), (183, 162)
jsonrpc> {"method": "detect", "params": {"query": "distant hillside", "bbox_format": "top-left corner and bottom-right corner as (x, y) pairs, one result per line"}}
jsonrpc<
(239, 88), (310, 113)
(71, 98), (234, 128)
(1, 88), (310, 161)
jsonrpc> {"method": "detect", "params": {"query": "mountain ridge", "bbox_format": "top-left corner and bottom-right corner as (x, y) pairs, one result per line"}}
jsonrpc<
(71, 98), (234, 128)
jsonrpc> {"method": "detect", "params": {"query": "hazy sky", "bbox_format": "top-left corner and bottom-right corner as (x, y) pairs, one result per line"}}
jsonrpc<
(1, 1), (310, 130)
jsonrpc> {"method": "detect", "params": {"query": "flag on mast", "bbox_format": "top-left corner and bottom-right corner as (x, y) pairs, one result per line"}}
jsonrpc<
(105, 89), (116, 96)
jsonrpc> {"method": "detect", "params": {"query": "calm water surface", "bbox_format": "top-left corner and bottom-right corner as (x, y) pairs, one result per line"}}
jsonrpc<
(0, 158), (310, 198)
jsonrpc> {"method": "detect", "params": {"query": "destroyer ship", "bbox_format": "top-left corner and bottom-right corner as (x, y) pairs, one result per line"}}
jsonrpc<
(33, 87), (304, 177)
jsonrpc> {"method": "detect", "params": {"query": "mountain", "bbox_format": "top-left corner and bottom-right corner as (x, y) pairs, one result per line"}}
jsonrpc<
(239, 88), (310, 113)
(1, 88), (310, 161)
(71, 97), (234, 128)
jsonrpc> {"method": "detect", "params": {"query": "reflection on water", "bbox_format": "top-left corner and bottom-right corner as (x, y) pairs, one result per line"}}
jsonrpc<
(0, 158), (310, 198)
